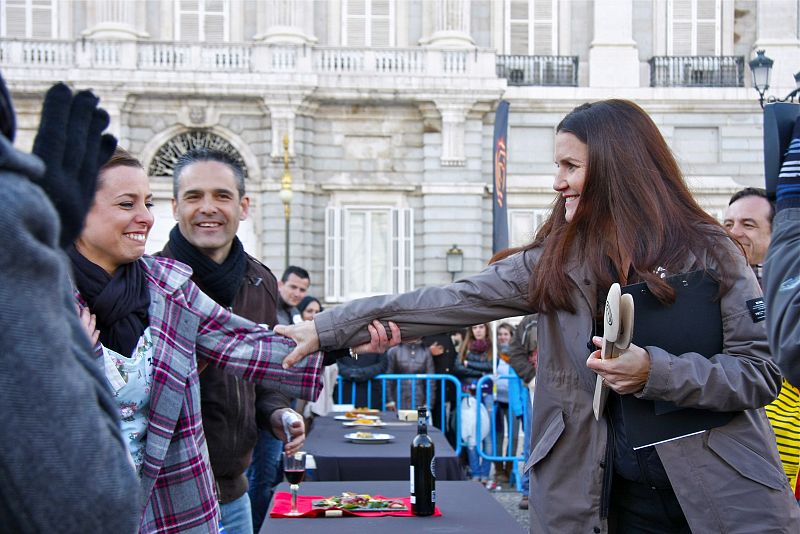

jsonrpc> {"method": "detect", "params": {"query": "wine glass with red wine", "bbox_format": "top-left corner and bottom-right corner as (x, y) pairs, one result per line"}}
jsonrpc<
(282, 451), (307, 516)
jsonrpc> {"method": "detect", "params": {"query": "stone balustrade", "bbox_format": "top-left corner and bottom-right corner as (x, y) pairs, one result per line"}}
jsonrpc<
(0, 38), (501, 90)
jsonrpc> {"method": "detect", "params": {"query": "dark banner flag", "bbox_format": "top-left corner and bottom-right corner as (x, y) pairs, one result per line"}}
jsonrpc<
(492, 100), (510, 254)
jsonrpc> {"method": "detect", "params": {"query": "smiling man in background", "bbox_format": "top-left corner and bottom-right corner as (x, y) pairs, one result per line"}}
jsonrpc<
(723, 187), (774, 288)
(159, 148), (304, 534)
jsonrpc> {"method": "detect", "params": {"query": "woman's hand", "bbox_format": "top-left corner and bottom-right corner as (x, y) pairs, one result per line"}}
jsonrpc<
(586, 336), (651, 395)
(77, 304), (100, 346)
(277, 319), (401, 369)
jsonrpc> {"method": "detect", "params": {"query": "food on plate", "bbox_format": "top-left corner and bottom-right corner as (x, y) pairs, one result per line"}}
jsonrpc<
(355, 432), (374, 438)
(313, 492), (406, 510)
(352, 407), (380, 414)
(352, 418), (381, 425)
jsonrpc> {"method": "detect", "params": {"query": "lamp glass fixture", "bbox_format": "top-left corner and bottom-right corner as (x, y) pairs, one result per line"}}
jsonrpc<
(446, 244), (463, 274)
(748, 49), (773, 93)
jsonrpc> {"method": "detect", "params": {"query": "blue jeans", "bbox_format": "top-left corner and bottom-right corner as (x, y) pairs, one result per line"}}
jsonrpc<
(219, 493), (253, 534)
(247, 431), (284, 531)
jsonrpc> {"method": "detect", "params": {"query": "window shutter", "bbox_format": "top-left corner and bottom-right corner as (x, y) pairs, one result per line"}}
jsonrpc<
(508, 0), (529, 55)
(532, 0), (554, 55)
(204, 0), (227, 42)
(30, 0), (52, 38)
(325, 207), (343, 302)
(204, 13), (225, 42)
(370, 0), (392, 47)
(669, 0), (692, 55)
(4, 0), (27, 37)
(695, 0), (719, 55)
(391, 208), (413, 293)
(178, 0), (200, 41)
(344, 0), (367, 46)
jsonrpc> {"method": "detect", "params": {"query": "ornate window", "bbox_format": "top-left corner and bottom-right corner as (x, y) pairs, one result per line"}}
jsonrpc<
(505, 0), (557, 55)
(148, 130), (248, 178)
(342, 0), (394, 47)
(176, 0), (229, 42)
(1, 0), (56, 38)
(668, 0), (720, 55)
(325, 205), (413, 302)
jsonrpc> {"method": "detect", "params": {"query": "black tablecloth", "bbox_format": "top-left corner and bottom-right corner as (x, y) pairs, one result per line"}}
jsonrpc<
(260, 480), (526, 533)
(305, 413), (464, 481)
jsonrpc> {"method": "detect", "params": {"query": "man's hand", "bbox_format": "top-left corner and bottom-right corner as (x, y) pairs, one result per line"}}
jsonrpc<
(31, 83), (117, 248)
(586, 336), (651, 395)
(271, 408), (305, 456)
(276, 321), (321, 369)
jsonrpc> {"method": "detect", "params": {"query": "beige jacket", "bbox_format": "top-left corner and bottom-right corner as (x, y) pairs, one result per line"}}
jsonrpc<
(314, 239), (799, 533)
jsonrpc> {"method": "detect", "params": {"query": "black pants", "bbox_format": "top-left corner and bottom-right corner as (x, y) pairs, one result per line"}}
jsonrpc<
(609, 476), (692, 534)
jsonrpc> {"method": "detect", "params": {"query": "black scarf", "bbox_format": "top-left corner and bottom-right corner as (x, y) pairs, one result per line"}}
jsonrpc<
(167, 224), (247, 307)
(67, 246), (150, 358)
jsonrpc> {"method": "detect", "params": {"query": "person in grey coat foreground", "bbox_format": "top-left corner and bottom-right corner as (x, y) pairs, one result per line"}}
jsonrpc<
(0, 76), (140, 532)
(279, 100), (800, 533)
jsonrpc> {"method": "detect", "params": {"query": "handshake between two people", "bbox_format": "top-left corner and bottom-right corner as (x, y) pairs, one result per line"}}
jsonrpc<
(275, 319), (402, 369)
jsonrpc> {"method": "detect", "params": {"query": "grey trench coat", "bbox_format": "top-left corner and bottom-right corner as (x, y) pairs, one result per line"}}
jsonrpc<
(314, 238), (800, 533)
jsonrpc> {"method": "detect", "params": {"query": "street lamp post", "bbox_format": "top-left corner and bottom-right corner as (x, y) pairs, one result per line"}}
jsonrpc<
(278, 134), (293, 267)
(749, 49), (800, 108)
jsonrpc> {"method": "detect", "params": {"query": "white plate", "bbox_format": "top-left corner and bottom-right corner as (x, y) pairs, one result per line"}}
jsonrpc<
(333, 414), (380, 421)
(344, 432), (395, 444)
(342, 420), (386, 428)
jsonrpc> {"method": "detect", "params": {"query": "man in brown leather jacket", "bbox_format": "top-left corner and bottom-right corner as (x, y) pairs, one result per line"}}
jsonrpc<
(159, 148), (304, 534)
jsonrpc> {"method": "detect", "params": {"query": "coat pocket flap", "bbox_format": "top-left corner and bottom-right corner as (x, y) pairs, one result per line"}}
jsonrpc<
(707, 429), (786, 490)
(523, 411), (565, 472)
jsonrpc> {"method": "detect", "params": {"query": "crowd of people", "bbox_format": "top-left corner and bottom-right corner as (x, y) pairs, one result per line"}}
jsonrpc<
(2, 68), (800, 534)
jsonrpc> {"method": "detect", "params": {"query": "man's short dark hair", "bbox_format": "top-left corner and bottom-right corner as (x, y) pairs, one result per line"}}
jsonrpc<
(281, 265), (310, 283)
(173, 148), (246, 199)
(728, 187), (775, 224)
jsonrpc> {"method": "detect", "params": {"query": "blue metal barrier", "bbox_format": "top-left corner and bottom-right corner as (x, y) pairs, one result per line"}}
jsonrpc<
(336, 373), (464, 455)
(474, 373), (529, 491)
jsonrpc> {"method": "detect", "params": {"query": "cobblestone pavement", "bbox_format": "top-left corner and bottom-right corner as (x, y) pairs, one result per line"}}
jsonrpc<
(490, 486), (529, 531)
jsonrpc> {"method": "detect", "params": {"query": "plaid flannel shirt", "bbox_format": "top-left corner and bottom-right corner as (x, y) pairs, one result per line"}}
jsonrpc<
(78, 256), (323, 533)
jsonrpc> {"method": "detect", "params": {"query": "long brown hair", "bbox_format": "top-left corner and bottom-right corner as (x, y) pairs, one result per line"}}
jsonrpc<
(459, 323), (493, 363)
(495, 100), (738, 313)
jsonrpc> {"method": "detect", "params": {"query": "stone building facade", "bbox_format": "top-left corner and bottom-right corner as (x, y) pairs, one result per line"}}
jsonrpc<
(2, 0), (798, 303)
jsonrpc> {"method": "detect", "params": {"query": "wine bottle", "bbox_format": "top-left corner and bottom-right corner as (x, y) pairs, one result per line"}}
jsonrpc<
(410, 405), (436, 516)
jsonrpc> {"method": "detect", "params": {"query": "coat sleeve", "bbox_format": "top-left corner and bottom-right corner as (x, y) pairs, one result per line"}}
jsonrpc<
(0, 167), (140, 533)
(639, 239), (782, 411)
(507, 315), (537, 383)
(188, 285), (324, 401)
(764, 208), (800, 387)
(315, 249), (537, 351)
(255, 387), (291, 435)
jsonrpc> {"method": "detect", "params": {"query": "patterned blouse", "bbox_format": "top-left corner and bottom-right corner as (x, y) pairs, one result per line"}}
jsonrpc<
(102, 327), (154, 473)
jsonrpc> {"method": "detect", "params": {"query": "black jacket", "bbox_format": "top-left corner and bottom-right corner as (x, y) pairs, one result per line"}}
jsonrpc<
(160, 244), (290, 503)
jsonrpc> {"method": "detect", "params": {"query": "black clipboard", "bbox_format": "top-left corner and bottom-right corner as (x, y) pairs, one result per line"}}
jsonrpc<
(619, 270), (736, 449)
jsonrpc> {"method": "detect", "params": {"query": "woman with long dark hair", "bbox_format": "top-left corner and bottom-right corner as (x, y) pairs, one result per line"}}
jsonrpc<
(454, 323), (494, 485)
(280, 100), (798, 532)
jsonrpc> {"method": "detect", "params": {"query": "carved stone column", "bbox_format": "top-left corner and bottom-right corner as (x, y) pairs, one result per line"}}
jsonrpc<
(588, 0), (639, 87)
(82, 0), (148, 40)
(254, 0), (317, 45)
(433, 99), (474, 167)
(420, 0), (474, 48)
